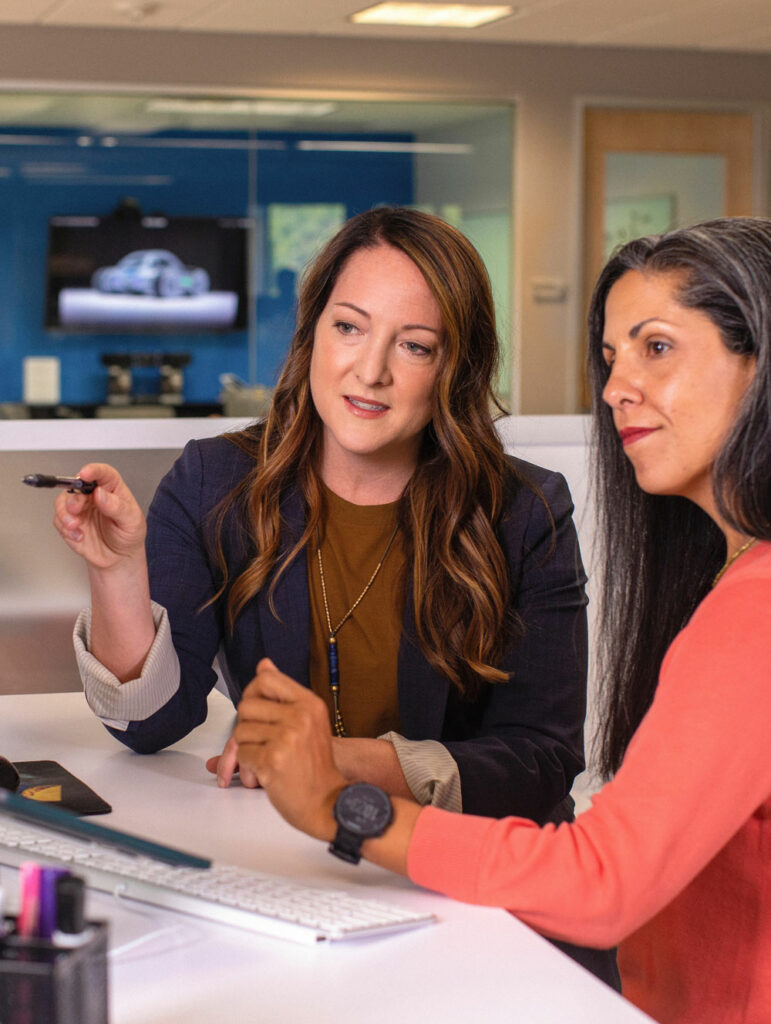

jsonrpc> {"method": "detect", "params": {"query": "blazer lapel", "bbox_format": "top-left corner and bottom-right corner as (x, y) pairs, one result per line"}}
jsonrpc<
(396, 585), (449, 739)
(257, 487), (310, 688)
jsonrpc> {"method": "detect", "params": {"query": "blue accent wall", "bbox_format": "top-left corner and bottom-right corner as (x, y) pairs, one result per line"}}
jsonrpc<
(0, 128), (413, 405)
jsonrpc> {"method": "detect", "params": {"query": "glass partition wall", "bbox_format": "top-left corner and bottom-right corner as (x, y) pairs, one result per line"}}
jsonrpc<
(0, 92), (513, 418)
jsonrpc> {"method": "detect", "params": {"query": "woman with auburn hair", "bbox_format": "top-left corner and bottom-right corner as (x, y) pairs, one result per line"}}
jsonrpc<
(233, 217), (771, 1024)
(54, 206), (614, 981)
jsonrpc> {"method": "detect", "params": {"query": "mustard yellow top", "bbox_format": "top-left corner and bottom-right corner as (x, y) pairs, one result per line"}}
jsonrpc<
(306, 485), (406, 738)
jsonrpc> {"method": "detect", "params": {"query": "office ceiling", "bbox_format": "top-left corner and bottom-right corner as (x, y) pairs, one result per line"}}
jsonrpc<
(0, 0), (768, 54)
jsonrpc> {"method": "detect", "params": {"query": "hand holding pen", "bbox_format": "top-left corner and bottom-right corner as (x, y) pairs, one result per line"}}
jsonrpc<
(44, 461), (156, 683)
(44, 462), (148, 570)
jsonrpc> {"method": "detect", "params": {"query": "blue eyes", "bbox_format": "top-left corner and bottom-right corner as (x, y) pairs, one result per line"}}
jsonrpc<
(402, 342), (431, 357)
(335, 321), (358, 335)
(332, 322), (432, 356)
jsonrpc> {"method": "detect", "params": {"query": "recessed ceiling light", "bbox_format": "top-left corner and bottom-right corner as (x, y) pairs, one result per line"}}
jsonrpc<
(351, 3), (515, 28)
(297, 140), (472, 154)
(145, 99), (336, 117)
(113, 1), (161, 22)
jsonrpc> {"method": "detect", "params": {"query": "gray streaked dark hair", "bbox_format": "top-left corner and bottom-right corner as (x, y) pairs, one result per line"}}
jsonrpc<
(586, 217), (771, 777)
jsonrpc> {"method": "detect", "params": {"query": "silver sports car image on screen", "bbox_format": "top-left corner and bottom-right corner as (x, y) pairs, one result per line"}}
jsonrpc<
(91, 249), (211, 298)
(46, 214), (250, 333)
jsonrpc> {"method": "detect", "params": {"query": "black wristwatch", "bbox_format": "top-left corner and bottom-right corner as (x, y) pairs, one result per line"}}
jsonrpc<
(329, 782), (393, 865)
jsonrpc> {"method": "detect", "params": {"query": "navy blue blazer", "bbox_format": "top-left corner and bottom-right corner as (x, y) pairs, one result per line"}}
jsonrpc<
(112, 433), (588, 824)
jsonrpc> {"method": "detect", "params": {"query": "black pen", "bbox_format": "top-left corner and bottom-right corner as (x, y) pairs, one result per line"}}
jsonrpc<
(52, 875), (93, 948)
(22, 474), (97, 495)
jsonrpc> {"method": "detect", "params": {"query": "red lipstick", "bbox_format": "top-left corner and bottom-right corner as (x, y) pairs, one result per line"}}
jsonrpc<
(619, 427), (657, 447)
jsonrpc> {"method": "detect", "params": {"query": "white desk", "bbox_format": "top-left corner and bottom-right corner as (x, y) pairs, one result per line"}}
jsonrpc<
(0, 692), (653, 1024)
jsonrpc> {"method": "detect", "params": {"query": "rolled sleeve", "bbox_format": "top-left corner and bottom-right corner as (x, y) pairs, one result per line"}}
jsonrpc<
(380, 732), (462, 812)
(73, 601), (181, 729)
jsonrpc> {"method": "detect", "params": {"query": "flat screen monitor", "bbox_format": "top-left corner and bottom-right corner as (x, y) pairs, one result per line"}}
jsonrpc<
(44, 214), (251, 334)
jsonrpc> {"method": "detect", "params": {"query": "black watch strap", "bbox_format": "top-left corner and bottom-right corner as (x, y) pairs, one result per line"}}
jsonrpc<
(328, 783), (393, 865)
(329, 827), (366, 865)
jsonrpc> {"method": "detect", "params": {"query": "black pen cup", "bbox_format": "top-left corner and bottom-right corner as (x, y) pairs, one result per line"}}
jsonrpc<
(0, 917), (109, 1024)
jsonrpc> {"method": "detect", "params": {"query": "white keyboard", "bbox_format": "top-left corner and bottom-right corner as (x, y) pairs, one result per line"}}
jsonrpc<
(0, 816), (436, 945)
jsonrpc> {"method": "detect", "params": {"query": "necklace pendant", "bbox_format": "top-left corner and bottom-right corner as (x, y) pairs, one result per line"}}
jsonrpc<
(328, 635), (339, 688)
(328, 635), (346, 736)
(316, 524), (397, 743)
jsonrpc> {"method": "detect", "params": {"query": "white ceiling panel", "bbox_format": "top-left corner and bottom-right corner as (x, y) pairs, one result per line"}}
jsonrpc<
(41, 0), (217, 30)
(473, 0), (684, 46)
(0, 0), (769, 53)
(187, 0), (354, 33)
(600, 0), (771, 50)
(0, 0), (63, 21)
(715, 24), (771, 50)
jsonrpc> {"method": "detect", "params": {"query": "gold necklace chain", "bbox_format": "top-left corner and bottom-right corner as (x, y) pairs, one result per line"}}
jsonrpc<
(316, 522), (399, 737)
(712, 537), (758, 588)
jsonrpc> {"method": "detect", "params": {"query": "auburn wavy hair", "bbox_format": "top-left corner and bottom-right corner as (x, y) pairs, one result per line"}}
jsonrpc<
(212, 206), (525, 696)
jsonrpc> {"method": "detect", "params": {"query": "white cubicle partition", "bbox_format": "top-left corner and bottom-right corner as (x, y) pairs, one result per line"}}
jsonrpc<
(1, 418), (252, 624)
(0, 416), (252, 453)
(496, 414), (594, 564)
(0, 413), (596, 701)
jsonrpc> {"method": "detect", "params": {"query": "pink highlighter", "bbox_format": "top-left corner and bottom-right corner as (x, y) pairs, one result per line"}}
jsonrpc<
(17, 861), (42, 938)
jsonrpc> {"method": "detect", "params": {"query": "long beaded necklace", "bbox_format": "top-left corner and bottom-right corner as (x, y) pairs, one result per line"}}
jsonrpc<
(316, 523), (399, 737)
(712, 537), (758, 588)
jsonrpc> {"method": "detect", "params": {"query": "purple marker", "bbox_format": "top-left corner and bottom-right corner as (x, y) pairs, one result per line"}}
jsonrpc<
(37, 867), (69, 940)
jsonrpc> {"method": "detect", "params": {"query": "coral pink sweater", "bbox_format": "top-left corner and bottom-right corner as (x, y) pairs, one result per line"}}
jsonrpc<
(408, 542), (771, 1024)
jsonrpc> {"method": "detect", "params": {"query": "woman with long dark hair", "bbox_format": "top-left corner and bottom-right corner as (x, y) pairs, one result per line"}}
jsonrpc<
(234, 217), (771, 1023)
(53, 206), (615, 976)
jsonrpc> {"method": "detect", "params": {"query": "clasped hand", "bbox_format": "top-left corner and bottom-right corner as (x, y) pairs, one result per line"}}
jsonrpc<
(207, 676), (412, 797)
(229, 659), (347, 842)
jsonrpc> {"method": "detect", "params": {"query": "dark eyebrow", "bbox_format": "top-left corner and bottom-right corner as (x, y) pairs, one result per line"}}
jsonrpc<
(629, 317), (661, 338)
(403, 324), (441, 335)
(333, 301), (440, 335)
(334, 301), (368, 318)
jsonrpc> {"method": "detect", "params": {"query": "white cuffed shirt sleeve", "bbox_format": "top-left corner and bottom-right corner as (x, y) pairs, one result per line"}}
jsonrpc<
(379, 731), (462, 813)
(73, 602), (180, 730)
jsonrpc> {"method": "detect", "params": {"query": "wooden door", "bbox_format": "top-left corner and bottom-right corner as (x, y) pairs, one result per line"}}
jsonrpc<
(580, 108), (755, 408)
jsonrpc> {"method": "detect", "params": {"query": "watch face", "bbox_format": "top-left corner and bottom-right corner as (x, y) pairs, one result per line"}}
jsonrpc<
(336, 783), (393, 838)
